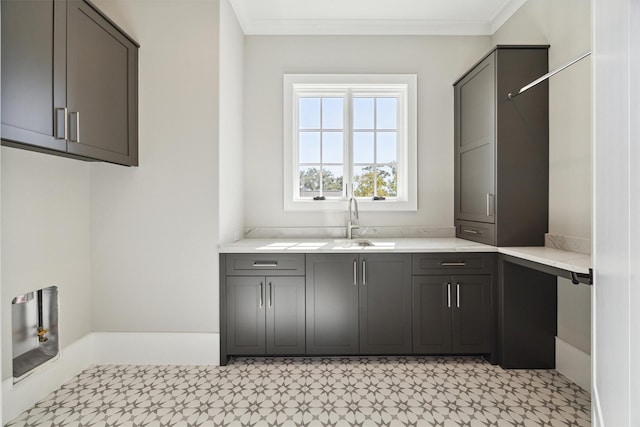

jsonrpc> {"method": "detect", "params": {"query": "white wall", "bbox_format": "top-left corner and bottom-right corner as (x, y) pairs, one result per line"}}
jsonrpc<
(89, 0), (220, 333)
(219, 0), (245, 244)
(1, 149), (92, 380)
(1, 7), (4, 417)
(243, 35), (490, 229)
(592, 0), (640, 423)
(492, 0), (592, 387)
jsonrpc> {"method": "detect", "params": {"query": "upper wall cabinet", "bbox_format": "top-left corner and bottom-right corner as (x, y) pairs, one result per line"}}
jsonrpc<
(1, 0), (139, 166)
(454, 46), (549, 246)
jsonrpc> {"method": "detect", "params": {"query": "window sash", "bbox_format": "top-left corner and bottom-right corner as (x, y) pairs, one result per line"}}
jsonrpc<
(293, 88), (406, 201)
(283, 74), (417, 212)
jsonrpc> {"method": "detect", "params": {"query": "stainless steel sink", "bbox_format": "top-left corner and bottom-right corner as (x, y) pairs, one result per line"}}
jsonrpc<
(333, 239), (373, 248)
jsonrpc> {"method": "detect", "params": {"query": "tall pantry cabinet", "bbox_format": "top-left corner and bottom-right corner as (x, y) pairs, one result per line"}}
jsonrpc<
(454, 46), (549, 246)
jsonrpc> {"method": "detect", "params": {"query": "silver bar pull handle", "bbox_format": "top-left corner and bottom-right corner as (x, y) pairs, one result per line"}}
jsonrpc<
(253, 261), (278, 267)
(441, 261), (466, 267)
(353, 259), (357, 285)
(456, 283), (461, 308)
(463, 229), (479, 235)
(70, 111), (80, 143)
(486, 193), (493, 217)
(55, 107), (68, 140)
(362, 260), (367, 285)
(259, 282), (264, 308)
(447, 283), (451, 308)
(268, 282), (272, 308)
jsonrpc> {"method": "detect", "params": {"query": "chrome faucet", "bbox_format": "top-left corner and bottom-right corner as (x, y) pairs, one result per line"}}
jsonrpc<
(347, 195), (360, 239)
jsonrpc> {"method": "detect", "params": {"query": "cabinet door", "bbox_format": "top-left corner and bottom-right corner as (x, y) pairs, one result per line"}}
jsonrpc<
(359, 254), (412, 354)
(451, 275), (491, 353)
(1, 0), (67, 151)
(226, 277), (265, 355)
(66, 0), (138, 165)
(266, 277), (305, 355)
(455, 53), (495, 224)
(306, 254), (359, 355)
(412, 275), (452, 353)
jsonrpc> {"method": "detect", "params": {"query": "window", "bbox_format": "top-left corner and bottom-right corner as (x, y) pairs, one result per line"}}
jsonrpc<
(284, 74), (417, 211)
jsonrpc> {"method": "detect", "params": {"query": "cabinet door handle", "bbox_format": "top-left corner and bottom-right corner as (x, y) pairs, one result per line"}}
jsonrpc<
(462, 229), (479, 235)
(486, 193), (493, 217)
(55, 107), (68, 140)
(70, 111), (81, 143)
(362, 260), (367, 285)
(253, 261), (278, 267)
(353, 259), (357, 285)
(441, 261), (466, 267)
(456, 283), (461, 308)
(259, 282), (264, 308)
(447, 283), (451, 308)
(268, 282), (272, 308)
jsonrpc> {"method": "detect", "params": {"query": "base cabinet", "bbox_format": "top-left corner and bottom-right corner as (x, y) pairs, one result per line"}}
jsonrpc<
(221, 252), (494, 364)
(305, 254), (359, 354)
(305, 253), (412, 355)
(412, 254), (493, 355)
(227, 276), (305, 355)
(412, 275), (491, 354)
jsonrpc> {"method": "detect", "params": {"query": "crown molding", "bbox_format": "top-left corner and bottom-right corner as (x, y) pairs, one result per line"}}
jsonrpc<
(242, 19), (492, 36)
(489, 0), (527, 34)
(229, 0), (526, 36)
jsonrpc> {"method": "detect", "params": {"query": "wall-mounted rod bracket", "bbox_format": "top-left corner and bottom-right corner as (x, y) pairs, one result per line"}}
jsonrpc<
(508, 51), (591, 99)
(570, 268), (593, 286)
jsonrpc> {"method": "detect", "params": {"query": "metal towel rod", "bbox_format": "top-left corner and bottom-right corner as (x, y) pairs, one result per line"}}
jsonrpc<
(508, 51), (591, 99)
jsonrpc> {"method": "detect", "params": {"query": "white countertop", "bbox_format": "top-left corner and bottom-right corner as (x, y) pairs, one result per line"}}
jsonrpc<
(500, 246), (591, 274)
(219, 238), (592, 275)
(220, 237), (496, 253)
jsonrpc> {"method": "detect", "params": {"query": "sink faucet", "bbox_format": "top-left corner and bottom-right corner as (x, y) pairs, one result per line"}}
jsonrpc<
(347, 195), (360, 239)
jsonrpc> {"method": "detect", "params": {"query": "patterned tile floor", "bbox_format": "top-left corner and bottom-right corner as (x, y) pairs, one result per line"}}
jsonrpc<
(6, 356), (590, 426)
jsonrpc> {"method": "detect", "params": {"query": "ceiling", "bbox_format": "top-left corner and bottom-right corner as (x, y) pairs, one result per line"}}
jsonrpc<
(228, 0), (527, 36)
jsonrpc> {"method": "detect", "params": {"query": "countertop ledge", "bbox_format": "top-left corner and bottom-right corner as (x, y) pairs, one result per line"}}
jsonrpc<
(219, 238), (592, 275)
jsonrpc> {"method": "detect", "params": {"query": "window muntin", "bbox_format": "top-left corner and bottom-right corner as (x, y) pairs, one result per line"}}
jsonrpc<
(297, 96), (345, 199)
(284, 75), (417, 211)
(352, 96), (398, 198)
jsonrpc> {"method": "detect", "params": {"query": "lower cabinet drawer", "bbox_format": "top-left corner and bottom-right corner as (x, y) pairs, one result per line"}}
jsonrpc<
(225, 254), (305, 276)
(456, 220), (496, 245)
(412, 253), (493, 275)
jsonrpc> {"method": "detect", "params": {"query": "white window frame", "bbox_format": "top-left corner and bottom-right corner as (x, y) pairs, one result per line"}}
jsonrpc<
(283, 74), (417, 212)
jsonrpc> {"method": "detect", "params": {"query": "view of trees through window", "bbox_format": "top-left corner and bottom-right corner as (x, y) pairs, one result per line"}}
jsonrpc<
(299, 163), (398, 198)
(298, 95), (399, 199)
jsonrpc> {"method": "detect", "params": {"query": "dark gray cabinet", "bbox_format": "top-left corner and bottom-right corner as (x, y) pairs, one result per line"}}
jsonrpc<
(305, 253), (411, 355)
(412, 254), (493, 355)
(226, 276), (305, 356)
(1, 0), (139, 166)
(359, 254), (412, 354)
(454, 46), (549, 246)
(305, 254), (359, 354)
(223, 254), (306, 359)
(412, 275), (452, 353)
(226, 276), (265, 355)
(1, 0), (67, 152)
(221, 251), (493, 364)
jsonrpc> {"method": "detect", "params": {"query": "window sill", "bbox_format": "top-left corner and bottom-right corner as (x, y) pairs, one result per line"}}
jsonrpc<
(284, 198), (417, 212)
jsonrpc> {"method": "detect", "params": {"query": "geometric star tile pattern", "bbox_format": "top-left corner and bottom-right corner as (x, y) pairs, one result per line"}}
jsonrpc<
(6, 356), (590, 426)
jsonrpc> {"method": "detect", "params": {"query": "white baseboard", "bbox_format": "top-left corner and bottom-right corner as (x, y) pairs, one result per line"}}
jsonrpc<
(92, 332), (220, 366)
(3, 333), (93, 424)
(556, 337), (591, 391)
